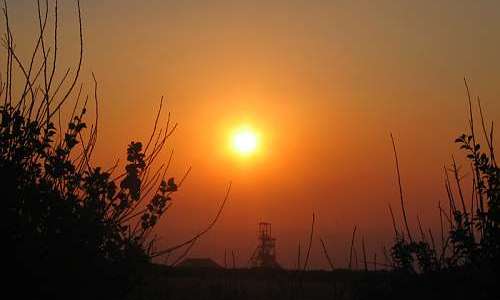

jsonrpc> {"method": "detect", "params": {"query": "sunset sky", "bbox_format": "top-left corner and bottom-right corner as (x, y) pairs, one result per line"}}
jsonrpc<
(9, 0), (500, 269)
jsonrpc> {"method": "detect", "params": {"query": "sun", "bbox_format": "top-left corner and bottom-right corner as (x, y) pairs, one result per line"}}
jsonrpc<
(232, 127), (259, 156)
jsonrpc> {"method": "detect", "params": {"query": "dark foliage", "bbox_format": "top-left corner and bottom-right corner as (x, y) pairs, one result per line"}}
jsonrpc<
(1, 1), (178, 298)
(390, 98), (499, 274)
(2, 108), (173, 298)
(387, 82), (499, 298)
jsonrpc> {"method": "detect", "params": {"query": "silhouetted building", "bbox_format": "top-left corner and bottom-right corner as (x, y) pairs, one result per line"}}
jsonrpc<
(250, 222), (281, 269)
(177, 258), (222, 269)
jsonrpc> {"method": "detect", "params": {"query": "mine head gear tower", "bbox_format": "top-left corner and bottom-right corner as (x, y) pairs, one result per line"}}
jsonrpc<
(250, 222), (280, 269)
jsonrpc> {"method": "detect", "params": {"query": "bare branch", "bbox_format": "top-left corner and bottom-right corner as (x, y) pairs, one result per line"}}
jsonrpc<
(319, 237), (334, 271)
(390, 133), (413, 242)
(348, 225), (357, 269)
(152, 182), (232, 257)
(302, 213), (315, 271)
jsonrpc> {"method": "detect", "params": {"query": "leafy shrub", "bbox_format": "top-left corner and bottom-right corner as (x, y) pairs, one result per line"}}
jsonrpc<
(390, 82), (499, 275)
(1, 1), (178, 298)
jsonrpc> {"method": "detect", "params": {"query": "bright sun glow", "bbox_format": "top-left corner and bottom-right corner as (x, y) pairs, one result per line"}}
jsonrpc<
(232, 128), (258, 155)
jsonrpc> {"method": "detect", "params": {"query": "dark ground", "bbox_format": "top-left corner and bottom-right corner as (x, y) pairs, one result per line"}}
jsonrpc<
(127, 264), (498, 300)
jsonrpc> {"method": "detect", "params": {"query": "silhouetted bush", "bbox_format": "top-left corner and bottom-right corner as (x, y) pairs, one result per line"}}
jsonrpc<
(387, 82), (499, 298)
(1, 1), (178, 298)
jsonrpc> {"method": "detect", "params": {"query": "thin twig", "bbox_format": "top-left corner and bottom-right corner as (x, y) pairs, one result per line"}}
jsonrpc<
(152, 182), (232, 257)
(348, 225), (357, 269)
(319, 237), (334, 271)
(362, 236), (368, 271)
(302, 213), (315, 271)
(390, 133), (413, 242)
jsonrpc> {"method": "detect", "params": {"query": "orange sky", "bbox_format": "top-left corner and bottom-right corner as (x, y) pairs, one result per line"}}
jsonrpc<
(8, 0), (500, 269)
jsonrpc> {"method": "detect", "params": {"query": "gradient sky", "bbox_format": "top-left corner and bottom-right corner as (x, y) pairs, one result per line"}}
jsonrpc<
(8, 0), (500, 269)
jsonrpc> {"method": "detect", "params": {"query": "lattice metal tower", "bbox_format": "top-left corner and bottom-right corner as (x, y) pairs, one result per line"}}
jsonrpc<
(250, 222), (280, 268)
